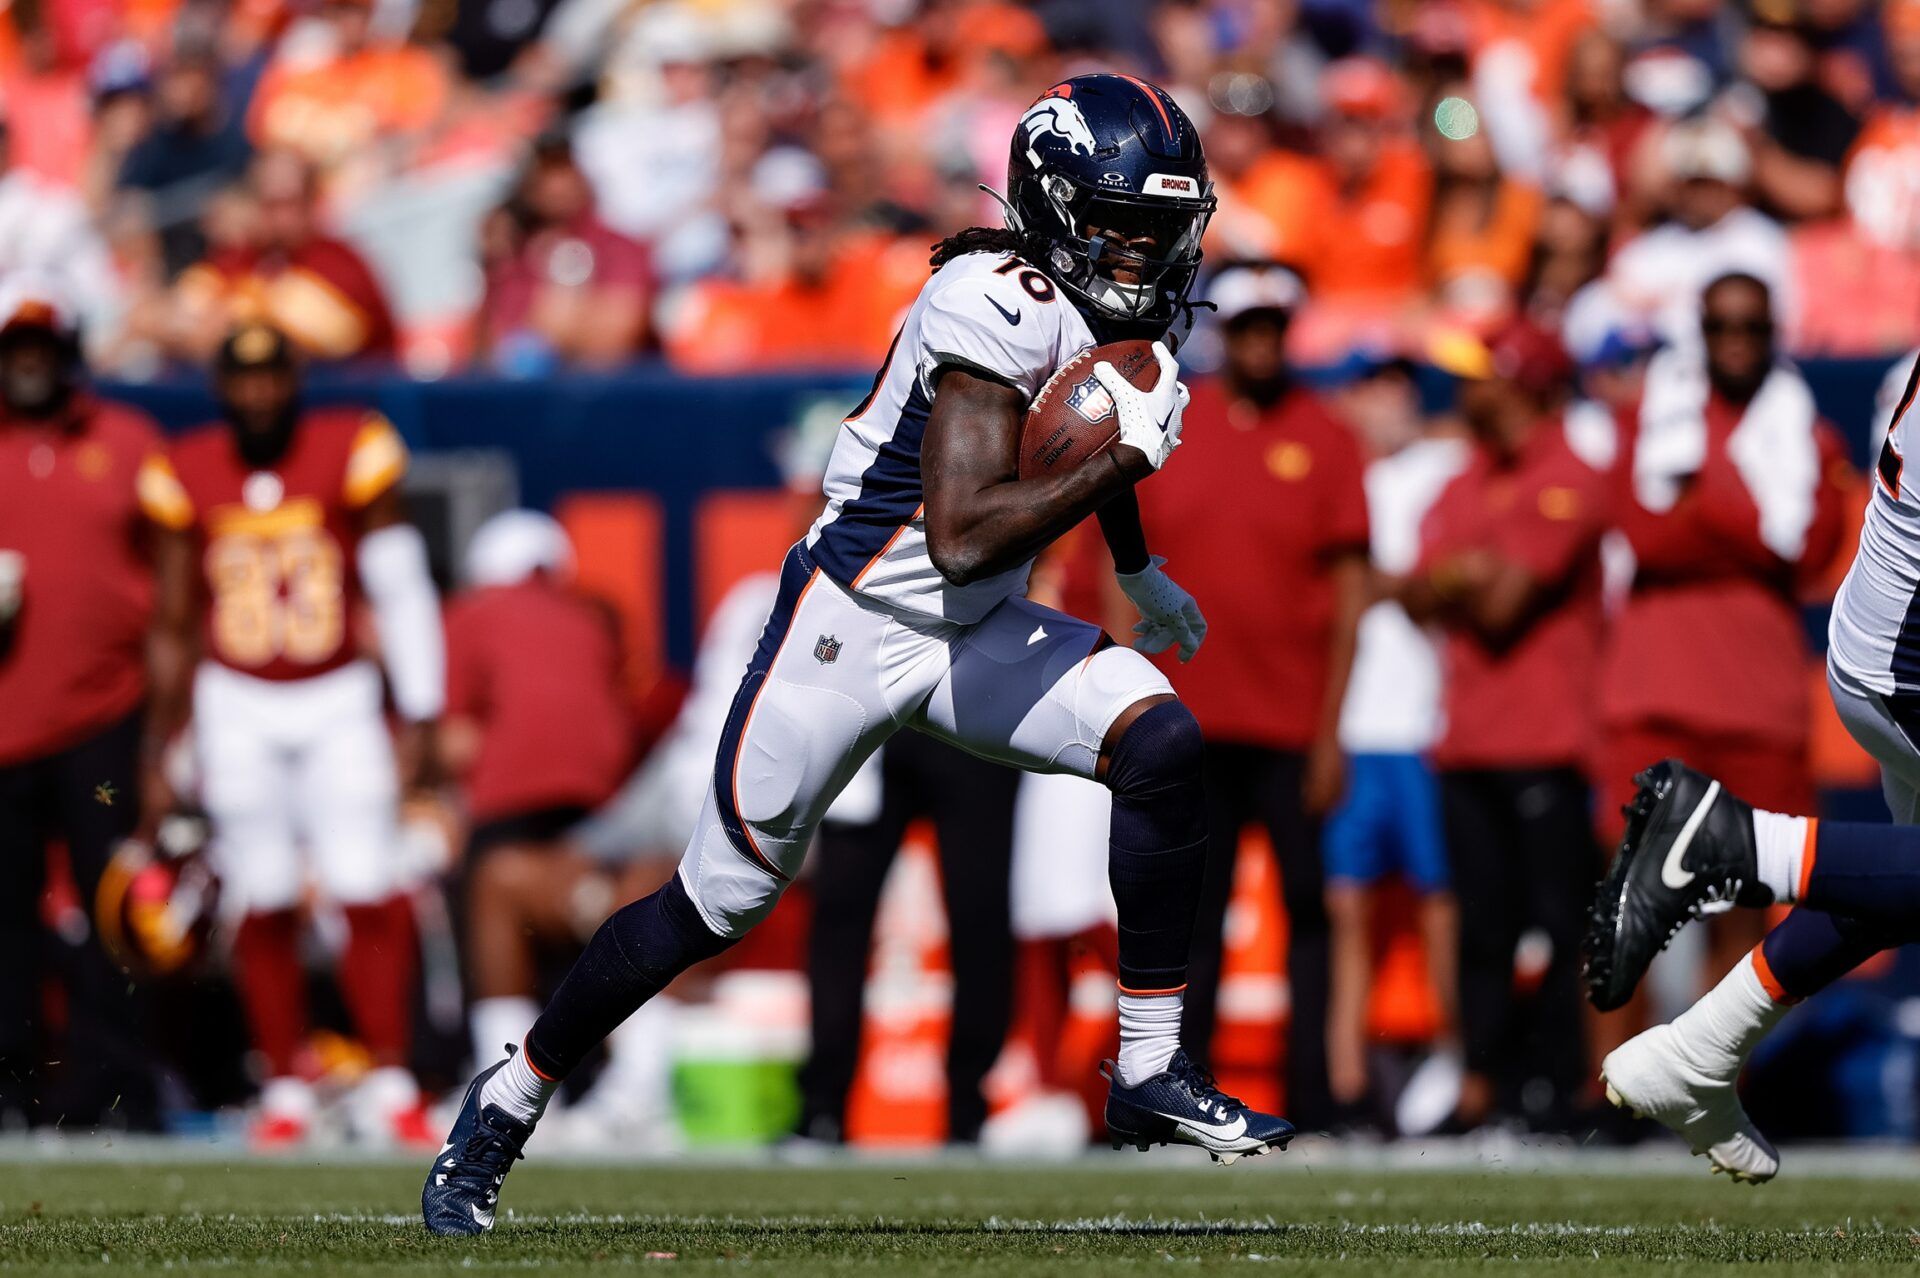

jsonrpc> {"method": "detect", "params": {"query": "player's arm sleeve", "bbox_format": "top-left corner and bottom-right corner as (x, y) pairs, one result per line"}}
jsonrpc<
(343, 413), (410, 509)
(136, 453), (195, 531)
(358, 522), (445, 723)
(916, 273), (1053, 403)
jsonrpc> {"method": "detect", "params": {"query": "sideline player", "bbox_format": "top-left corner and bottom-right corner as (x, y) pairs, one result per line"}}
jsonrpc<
(140, 323), (445, 1146)
(1584, 342), (1920, 1182)
(424, 73), (1295, 1236)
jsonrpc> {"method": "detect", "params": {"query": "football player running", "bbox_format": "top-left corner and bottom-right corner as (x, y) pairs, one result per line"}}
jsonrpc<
(1585, 347), (1920, 1182)
(424, 73), (1294, 1236)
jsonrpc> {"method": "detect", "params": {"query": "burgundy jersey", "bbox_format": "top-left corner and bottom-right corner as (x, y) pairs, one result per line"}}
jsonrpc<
(140, 407), (407, 682)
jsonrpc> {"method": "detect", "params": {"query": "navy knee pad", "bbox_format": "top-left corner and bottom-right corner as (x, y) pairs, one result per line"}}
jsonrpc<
(1106, 701), (1208, 994)
(524, 875), (735, 1080)
(1106, 700), (1204, 805)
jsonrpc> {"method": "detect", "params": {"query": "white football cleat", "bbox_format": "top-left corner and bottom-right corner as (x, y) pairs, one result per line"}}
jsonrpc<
(1601, 1022), (1778, 1183)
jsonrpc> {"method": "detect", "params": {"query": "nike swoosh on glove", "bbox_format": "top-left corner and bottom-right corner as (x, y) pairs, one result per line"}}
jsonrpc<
(1116, 555), (1207, 662)
(1093, 342), (1189, 471)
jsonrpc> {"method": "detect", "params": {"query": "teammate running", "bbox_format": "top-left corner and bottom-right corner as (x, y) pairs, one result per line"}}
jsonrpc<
(423, 73), (1295, 1236)
(1585, 343), (1920, 1182)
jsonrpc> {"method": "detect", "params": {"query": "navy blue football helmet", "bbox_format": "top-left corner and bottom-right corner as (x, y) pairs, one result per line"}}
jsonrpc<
(997, 74), (1215, 337)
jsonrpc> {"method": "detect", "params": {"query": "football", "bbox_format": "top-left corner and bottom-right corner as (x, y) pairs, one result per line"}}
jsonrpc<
(1017, 339), (1160, 480)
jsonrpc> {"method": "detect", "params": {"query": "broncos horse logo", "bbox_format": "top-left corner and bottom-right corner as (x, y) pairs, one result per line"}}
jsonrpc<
(1021, 97), (1097, 157)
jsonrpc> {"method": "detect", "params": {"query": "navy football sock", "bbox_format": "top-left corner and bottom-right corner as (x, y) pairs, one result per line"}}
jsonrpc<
(1800, 821), (1920, 923)
(523, 875), (735, 1080)
(1105, 701), (1208, 994)
(1757, 906), (1903, 1001)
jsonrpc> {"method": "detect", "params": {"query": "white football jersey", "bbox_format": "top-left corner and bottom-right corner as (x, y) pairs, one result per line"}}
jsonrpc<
(804, 250), (1097, 623)
(1832, 349), (1920, 695)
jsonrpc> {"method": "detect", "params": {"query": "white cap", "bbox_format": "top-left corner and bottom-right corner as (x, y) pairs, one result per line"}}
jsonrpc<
(465, 510), (573, 588)
(1663, 117), (1750, 186)
(0, 271), (78, 338)
(1206, 262), (1306, 323)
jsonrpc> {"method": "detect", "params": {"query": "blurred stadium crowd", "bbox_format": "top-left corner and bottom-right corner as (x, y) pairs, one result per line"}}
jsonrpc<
(10, 0), (1920, 376)
(5, 0), (1920, 1155)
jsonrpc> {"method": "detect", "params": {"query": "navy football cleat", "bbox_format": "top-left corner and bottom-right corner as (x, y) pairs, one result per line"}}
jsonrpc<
(1103, 1050), (1295, 1164)
(1584, 760), (1772, 1013)
(422, 1050), (534, 1237)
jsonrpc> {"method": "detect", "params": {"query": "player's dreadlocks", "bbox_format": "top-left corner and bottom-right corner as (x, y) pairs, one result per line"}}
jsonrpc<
(929, 226), (1025, 269)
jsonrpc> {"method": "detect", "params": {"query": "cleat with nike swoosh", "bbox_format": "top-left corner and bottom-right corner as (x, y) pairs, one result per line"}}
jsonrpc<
(421, 1049), (535, 1237)
(1583, 760), (1771, 1013)
(1101, 1051), (1294, 1162)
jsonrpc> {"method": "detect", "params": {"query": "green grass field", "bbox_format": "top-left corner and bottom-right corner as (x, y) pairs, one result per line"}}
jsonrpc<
(4, 1155), (1920, 1274)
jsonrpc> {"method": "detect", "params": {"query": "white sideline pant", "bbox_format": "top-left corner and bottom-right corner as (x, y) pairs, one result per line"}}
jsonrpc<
(194, 659), (402, 913)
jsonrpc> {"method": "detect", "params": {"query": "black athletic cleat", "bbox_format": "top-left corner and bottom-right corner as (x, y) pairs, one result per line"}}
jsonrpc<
(422, 1050), (534, 1236)
(1584, 760), (1771, 1012)
(1102, 1050), (1295, 1164)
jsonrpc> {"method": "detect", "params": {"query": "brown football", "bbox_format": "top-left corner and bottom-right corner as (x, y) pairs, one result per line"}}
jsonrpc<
(1017, 339), (1160, 481)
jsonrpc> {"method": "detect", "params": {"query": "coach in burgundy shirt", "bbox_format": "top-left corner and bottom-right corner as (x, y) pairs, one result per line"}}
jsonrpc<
(0, 288), (164, 1127)
(445, 553), (635, 841)
(1134, 263), (1369, 1128)
(1394, 317), (1607, 1131)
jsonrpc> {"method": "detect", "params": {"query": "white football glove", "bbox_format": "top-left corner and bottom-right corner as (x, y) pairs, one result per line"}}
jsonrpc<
(1093, 341), (1189, 472)
(1116, 555), (1207, 663)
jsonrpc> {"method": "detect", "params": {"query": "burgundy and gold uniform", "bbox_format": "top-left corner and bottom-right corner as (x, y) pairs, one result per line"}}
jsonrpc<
(139, 405), (419, 1131)
(139, 408), (406, 677)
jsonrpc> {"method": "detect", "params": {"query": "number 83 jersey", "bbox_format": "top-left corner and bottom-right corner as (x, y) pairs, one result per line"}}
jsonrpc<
(138, 409), (407, 681)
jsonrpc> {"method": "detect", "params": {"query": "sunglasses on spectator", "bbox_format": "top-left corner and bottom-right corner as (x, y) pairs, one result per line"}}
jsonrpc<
(1702, 316), (1772, 337)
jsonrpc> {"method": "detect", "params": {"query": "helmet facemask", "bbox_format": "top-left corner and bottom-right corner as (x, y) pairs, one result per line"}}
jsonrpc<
(1022, 172), (1214, 328)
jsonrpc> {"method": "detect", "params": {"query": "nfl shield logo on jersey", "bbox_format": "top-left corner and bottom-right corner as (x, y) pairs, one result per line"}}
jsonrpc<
(814, 634), (841, 665)
(1066, 374), (1116, 424)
